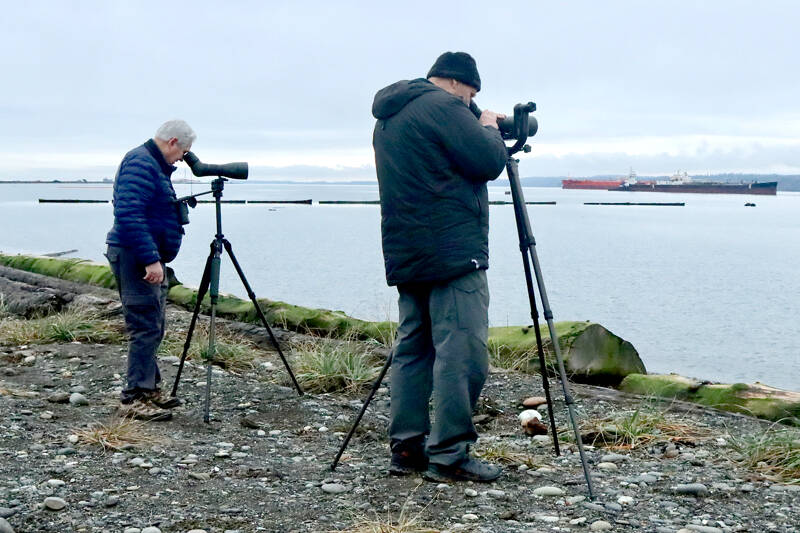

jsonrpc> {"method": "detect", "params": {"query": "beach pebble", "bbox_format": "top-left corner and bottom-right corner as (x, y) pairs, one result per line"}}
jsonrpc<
(487, 489), (505, 499)
(600, 453), (629, 463)
(141, 527), (161, 533)
(0, 518), (14, 533)
(596, 462), (618, 471)
(675, 483), (708, 496)
(533, 486), (564, 497)
(464, 488), (478, 497)
(69, 392), (89, 406)
(123, 529), (141, 533)
(618, 495), (634, 505)
(43, 497), (67, 511)
(321, 483), (348, 494)
(461, 514), (479, 521)
(522, 396), (547, 408)
(590, 520), (613, 531)
(685, 526), (723, 533)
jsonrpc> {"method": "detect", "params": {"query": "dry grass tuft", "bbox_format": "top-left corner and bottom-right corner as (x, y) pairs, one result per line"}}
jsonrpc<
(474, 440), (539, 468)
(0, 308), (125, 346)
(730, 425), (800, 484)
(292, 339), (381, 393)
(159, 323), (260, 373)
(333, 486), (440, 533)
(74, 416), (163, 451)
(575, 403), (713, 450)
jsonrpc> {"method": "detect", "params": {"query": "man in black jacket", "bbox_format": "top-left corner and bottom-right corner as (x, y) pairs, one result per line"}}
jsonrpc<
(372, 52), (508, 482)
(106, 119), (196, 421)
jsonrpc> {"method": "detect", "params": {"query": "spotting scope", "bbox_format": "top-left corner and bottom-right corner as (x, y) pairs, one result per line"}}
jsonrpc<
(184, 151), (249, 180)
(470, 101), (538, 141)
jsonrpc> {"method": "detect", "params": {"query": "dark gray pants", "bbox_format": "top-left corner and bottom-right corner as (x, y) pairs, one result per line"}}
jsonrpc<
(106, 245), (168, 402)
(389, 269), (489, 467)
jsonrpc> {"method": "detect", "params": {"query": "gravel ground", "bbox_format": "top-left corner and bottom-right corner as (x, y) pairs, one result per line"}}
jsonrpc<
(1, 303), (799, 533)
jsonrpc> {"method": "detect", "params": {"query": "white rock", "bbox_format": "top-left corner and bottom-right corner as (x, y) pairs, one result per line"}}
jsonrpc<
(533, 486), (564, 497)
(186, 530), (208, 533)
(461, 514), (479, 521)
(536, 515), (560, 523)
(596, 462), (618, 471)
(590, 520), (613, 531)
(617, 495), (634, 505)
(566, 495), (586, 505)
(487, 489), (506, 499)
(141, 527), (161, 533)
(464, 488), (478, 497)
(569, 517), (587, 525)
(123, 529), (141, 533)
(46, 479), (66, 487)
(518, 409), (543, 424)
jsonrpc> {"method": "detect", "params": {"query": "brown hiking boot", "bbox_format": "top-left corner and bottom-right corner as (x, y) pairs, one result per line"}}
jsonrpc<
(118, 398), (172, 422)
(141, 390), (182, 409)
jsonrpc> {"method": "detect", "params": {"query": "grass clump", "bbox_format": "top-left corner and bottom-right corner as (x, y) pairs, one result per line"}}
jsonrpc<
(730, 426), (800, 484)
(334, 486), (439, 533)
(474, 440), (538, 468)
(0, 308), (125, 345)
(74, 416), (163, 451)
(575, 403), (713, 450)
(292, 339), (381, 393)
(159, 323), (260, 373)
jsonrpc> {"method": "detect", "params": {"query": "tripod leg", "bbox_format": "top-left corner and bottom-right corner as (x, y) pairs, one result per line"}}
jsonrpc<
(170, 250), (213, 399)
(203, 243), (223, 424)
(222, 239), (304, 396)
(520, 253), (561, 455)
(331, 350), (393, 471)
(507, 156), (594, 499)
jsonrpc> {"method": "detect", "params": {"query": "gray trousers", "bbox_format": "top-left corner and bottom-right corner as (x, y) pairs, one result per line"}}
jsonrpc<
(389, 269), (489, 466)
(106, 245), (168, 402)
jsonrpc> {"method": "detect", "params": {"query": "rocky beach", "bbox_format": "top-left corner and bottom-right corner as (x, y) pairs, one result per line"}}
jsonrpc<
(1, 261), (799, 533)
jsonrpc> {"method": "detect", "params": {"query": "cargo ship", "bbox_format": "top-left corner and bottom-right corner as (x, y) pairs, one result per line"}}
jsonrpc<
(608, 171), (777, 196)
(562, 178), (624, 190)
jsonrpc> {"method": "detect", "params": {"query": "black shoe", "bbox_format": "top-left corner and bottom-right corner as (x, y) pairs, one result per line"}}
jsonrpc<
(389, 449), (429, 476)
(423, 457), (502, 483)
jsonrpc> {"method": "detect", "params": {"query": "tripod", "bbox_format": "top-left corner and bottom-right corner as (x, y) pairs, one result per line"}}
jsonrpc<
(170, 177), (304, 423)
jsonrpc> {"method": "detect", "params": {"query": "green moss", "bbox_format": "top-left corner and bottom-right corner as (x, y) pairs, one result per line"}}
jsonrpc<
(620, 374), (800, 426)
(619, 373), (700, 400)
(0, 253), (116, 289)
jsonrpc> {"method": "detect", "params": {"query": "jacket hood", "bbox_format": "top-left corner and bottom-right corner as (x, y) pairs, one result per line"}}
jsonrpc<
(372, 78), (439, 120)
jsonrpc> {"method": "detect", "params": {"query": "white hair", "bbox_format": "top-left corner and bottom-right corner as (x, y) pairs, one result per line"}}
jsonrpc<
(154, 119), (197, 149)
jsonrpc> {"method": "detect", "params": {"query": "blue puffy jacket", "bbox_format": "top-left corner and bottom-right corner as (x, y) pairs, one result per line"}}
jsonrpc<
(106, 140), (184, 265)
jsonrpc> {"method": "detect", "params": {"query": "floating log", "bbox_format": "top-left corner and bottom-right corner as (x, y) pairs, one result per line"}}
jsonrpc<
(247, 199), (312, 204)
(584, 202), (684, 206)
(318, 200), (380, 205)
(38, 199), (108, 203)
(490, 201), (556, 205)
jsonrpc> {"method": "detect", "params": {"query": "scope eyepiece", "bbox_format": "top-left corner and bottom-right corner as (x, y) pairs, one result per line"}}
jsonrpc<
(183, 151), (249, 180)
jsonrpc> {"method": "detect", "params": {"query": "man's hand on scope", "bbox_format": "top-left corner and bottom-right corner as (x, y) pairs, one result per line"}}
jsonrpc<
(479, 110), (506, 130)
(144, 262), (164, 284)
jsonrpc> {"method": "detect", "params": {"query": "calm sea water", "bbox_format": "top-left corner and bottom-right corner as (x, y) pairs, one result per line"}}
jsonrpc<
(1, 182), (798, 391)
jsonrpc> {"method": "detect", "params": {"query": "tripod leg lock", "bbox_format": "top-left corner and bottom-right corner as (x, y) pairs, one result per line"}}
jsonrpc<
(564, 394), (575, 406)
(519, 237), (537, 251)
(543, 310), (554, 320)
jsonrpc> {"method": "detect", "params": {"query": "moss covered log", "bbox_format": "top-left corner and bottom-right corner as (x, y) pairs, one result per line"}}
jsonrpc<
(620, 374), (800, 425)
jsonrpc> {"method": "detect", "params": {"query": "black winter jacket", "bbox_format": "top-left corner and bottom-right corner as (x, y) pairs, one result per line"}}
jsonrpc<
(105, 140), (184, 265)
(372, 79), (508, 286)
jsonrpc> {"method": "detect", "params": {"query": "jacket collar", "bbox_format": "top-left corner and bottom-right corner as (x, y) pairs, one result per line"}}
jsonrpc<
(144, 139), (176, 176)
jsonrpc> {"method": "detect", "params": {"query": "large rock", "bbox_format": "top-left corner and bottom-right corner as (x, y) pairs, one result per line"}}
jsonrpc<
(489, 322), (646, 386)
(619, 374), (800, 424)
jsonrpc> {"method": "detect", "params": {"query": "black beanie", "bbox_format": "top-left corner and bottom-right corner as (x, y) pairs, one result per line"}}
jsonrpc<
(427, 51), (481, 92)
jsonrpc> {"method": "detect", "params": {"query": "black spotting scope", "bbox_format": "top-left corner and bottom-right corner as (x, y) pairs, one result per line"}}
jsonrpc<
(469, 101), (538, 141)
(183, 151), (249, 180)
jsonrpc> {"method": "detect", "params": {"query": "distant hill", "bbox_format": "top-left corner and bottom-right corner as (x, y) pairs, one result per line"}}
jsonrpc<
(491, 174), (800, 192)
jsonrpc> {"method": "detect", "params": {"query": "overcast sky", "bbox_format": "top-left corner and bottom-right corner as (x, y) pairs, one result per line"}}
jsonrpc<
(2, 0), (799, 180)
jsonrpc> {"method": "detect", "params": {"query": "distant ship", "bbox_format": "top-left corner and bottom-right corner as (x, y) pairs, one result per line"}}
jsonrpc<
(562, 178), (624, 190)
(608, 171), (777, 196)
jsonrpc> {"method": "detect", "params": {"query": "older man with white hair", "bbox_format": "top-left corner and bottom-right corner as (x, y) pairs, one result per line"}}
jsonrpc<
(105, 119), (196, 421)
